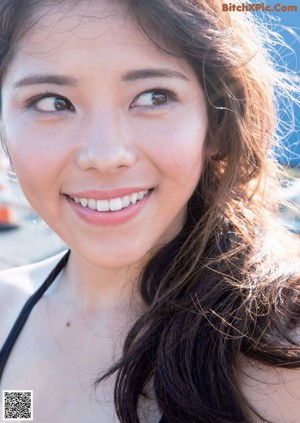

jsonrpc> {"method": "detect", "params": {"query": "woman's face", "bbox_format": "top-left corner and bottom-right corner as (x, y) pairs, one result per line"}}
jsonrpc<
(1, 1), (208, 268)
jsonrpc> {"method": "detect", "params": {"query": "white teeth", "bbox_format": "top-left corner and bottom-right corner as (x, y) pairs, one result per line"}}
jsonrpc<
(137, 190), (144, 200)
(130, 193), (138, 204)
(72, 189), (150, 212)
(88, 199), (97, 210)
(80, 198), (88, 207)
(96, 199), (110, 212)
(122, 195), (131, 208)
(109, 198), (123, 211)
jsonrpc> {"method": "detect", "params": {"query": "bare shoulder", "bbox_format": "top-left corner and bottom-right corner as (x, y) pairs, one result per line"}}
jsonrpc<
(0, 251), (67, 297)
(0, 251), (67, 348)
(240, 355), (300, 423)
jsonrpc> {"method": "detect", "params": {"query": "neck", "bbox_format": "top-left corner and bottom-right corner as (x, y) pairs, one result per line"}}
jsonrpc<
(49, 249), (146, 319)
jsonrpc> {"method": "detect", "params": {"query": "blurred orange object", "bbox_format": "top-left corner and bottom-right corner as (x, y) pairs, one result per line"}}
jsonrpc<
(0, 158), (19, 231)
(0, 205), (13, 223)
(0, 192), (18, 232)
(0, 204), (18, 230)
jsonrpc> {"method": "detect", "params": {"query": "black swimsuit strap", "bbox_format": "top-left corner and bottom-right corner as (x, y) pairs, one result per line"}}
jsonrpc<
(0, 250), (70, 381)
(0, 250), (168, 422)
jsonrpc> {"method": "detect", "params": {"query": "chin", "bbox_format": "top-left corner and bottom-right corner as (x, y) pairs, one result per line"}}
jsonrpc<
(72, 245), (152, 271)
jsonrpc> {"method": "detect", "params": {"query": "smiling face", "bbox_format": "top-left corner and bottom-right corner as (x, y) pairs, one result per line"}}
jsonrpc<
(1, 0), (208, 268)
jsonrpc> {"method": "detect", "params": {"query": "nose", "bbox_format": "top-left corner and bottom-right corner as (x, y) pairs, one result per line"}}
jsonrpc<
(75, 113), (137, 174)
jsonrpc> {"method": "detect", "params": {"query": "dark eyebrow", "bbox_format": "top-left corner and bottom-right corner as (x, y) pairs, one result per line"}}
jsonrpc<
(12, 69), (188, 88)
(13, 74), (78, 89)
(121, 68), (189, 82)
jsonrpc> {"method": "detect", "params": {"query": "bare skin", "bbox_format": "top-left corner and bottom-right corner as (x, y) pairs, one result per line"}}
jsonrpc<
(0, 254), (160, 423)
(0, 2), (207, 420)
(1, 1), (300, 423)
(2, 258), (300, 423)
(240, 357), (300, 423)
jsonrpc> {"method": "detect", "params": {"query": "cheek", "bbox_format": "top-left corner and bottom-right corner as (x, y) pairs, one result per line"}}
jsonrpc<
(142, 125), (206, 186)
(3, 121), (64, 200)
(4, 109), (71, 167)
(7, 118), (60, 157)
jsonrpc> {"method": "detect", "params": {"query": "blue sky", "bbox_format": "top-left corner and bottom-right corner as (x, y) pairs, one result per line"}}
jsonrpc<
(255, 1), (300, 166)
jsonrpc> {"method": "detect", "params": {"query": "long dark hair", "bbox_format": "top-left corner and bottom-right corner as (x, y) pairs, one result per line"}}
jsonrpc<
(1, 1), (300, 422)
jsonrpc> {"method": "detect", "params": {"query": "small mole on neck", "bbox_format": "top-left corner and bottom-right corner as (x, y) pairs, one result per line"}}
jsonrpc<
(66, 321), (71, 327)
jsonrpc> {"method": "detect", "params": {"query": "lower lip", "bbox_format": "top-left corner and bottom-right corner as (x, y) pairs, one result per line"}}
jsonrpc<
(65, 192), (152, 227)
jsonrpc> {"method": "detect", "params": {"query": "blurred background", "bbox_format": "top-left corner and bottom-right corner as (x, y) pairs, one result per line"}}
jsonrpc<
(0, 1), (299, 270)
(0, 152), (66, 269)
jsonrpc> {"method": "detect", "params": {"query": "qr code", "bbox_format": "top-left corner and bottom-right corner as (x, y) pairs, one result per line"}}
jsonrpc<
(2, 390), (33, 421)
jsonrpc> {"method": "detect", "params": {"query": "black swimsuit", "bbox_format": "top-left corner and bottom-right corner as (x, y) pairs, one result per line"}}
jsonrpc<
(0, 250), (167, 423)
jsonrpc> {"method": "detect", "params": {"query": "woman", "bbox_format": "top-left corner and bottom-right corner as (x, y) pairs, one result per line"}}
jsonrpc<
(0, 0), (300, 422)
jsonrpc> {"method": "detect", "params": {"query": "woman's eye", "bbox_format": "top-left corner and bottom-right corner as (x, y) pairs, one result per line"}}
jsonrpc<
(29, 95), (74, 113)
(131, 89), (177, 108)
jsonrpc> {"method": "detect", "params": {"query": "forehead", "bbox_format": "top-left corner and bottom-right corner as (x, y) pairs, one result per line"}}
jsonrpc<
(4, 0), (193, 83)
(19, 0), (134, 52)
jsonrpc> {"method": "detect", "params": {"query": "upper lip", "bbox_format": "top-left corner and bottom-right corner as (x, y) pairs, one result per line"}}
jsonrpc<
(66, 187), (152, 200)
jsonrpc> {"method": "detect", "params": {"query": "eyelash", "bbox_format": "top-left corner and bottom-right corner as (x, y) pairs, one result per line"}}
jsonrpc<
(131, 86), (179, 109)
(24, 91), (73, 112)
(23, 86), (179, 114)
